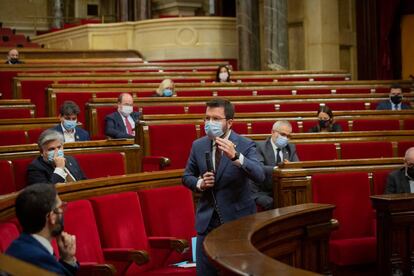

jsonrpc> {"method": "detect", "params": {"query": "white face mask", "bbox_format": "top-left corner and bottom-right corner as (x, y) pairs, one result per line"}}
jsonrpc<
(120, 105), (133, 117)
(219, 72), (229, 81)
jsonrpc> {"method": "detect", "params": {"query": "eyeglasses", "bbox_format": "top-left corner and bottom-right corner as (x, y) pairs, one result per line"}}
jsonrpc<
(53, 201), (68, 214)
(204, 116), (227, 122)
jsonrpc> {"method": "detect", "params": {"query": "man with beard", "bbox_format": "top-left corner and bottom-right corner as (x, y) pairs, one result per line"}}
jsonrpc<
(6, 184), (79, 275)
(385, 147), (414, 194)
(376, 83), (412, 110)
(182, 98), (265, 276)
(5, 49), (24, 64)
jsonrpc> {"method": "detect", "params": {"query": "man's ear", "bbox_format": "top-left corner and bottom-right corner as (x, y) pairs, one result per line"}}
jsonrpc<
(227, 119), (233, 128)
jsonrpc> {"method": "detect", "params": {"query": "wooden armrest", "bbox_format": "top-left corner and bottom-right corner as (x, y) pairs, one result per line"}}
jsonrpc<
(78, 263), (116, 276)
(103, 248), (149, 265)
(148, 236), (189, 253)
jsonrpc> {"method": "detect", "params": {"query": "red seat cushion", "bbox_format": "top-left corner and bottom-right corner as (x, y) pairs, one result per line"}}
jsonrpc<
(330, 237), (376, 266)
(0, 130), (27, 146)
(27, 128), (47, 144)
(404, 119), (414, 130)
(12, 158), (33, 191)
(279, 103), (320, 112)
(398, 141), (414, 157)
(0, 160), (15, 195)
(72, 152), (125, 178)
(296, 143), (337, 161)
(251, 121), (274, 134)
(0, 108), (32, 119)
(352, 119), (400, 131)
(0, 222), (20, 252)
(372, 170), (392, 195)
(95, 106), (117, 138)
(341, 141), (393, 159)
(20, 80), (53, 117)
(327, 102), (367, 111)
(142, 105), (185, 115)
(234, 103), (276, 113)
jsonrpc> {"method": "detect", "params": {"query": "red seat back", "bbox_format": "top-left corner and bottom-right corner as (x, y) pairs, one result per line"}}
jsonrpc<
(141, 105), (185, 115)
(312, 172), (374, 239)
(404, 119), (414, 130)
(0, 222), (20, 252)
(0, 108), (32, 119)
(250, 121), (274, 134)
(0, 160), (15, 195)
(234, 103), (276, 113)
(27, 128), (47, 144)
(0, 130), (27, 146)
(372, 170), (392, 195)
(95, 106), (117, 139)
(398, 141), (414, 157)
(352, 119), (400, 131)
(341, 141), (393, 159)
(279, 103), (320, 112)
(296, 143), (337, 161)
(72, 152), (126, 179)
(12, 158), (34, 191)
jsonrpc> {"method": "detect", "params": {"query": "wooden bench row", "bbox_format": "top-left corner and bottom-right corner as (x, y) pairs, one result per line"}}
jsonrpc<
(0, 99), (35, 119)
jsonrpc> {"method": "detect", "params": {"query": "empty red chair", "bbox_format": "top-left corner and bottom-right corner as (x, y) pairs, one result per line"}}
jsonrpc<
(142, 105), (186, 115)
(234, 103), (276, 113)
(398, 141), (414, 157)
(72, 152), (126, 179)
(327, 102), (367, 111)
(372, 170), (392, 195)
(296, 89), (331, 95)
(94, 106), (117, 139)
(341, 141), (393, 159)
(256, 89), (291, 95)
(90, 192), (195, 275)
(295, 143), (337, 161)
(187, 105), (207, 113)
(0, 160), (15, 195)
(352, 119), (400, 131)
(12, 158), (33, 191)
(27, 128), (47, 144)
(0, 130), (27, 146)
(0, 108), (33, 119)
(279, 103), (320, 112)
(312, 172), (376, 266)
(138, 186), (196, 264)
(0, 222), (20, 252)
(251, 121), (274, 134)
(231, 122), (248, 134)
(176, 90), (212, 97)
(404, 119), (414, 130)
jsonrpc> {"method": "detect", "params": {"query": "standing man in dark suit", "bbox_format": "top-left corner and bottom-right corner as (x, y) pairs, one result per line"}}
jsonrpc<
(27, 129), (87, 185)
(252, 121), (299, 210)
(50, 100), (90, 142)
(6, 184), (79, 275)
(104, 93), (141, 139)
(376, 83), (412, 110)
(385, 147), (414, 194)
(5, 48), (24, 64)
(182, 98), (265, 276)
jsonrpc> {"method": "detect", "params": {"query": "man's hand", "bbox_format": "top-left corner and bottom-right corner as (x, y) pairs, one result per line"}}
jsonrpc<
(201, 171), (215, 190)
(57, 232), (76, 263)
(215, 137), (236, 160)
(54, 150), (65, 169)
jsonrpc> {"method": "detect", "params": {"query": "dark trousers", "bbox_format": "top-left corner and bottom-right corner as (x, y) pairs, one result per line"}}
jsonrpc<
(196, 211), (222, 276)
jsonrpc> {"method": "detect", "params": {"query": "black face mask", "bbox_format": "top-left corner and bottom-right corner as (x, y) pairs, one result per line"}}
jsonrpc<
(390, 95), (402, 105)
(407, 167), (414, 179)
(9, 58), (20, 64)
(319, 119), (330, 129)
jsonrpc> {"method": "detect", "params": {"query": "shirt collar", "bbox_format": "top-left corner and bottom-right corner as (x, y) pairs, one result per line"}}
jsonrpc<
(61, 123), (76, 134)
(31, 234), (54, 255)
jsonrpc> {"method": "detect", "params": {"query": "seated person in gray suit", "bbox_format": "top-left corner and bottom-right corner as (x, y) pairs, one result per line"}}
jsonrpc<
(385, 147), (414, 194)
(252, 120), (299, 210)
(376, 83), (412, 110)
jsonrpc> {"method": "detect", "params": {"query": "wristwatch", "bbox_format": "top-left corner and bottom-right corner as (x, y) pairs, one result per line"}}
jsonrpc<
(231, 151), (240, 161)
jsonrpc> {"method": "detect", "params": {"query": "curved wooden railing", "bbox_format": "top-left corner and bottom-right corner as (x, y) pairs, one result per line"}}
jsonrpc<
(204, 203), (337, 275)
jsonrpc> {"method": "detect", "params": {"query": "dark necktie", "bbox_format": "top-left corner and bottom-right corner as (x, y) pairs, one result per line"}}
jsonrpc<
(124, 117), (133, 135)
(276, 148), (281, 165)
(215, 144), (222, 171)
(394, 104), (399, 110)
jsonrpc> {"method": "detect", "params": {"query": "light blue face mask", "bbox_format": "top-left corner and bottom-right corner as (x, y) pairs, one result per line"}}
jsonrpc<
(47, 149), (64, 162)
(63, 119), (77, 131)
(163, 89), (173, 97)
(275, 135), (288, 148)
(204, 121), (224, 139)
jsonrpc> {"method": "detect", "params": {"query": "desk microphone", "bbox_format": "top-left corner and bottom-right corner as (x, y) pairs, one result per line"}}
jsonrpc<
(204, 151), (223, 225)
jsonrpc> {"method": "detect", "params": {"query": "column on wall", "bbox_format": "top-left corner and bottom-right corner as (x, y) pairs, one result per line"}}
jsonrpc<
(52, 0), (64, 28)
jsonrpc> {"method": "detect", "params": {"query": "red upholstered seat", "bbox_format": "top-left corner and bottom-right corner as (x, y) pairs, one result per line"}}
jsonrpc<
(94, 106), (117, 139)
(279, 103), (320, 112)
(0, 160), (15, 195)
(296, 89), (331, 95)
(27, 128), (47, 144)
(147, 124), (197, 169)
(234, 103), (276, 113)
(90, 192), (195, 275)
(0, 130), (27, 146)
(256, 89), (291, 95)
(352, 119), (400, 131)
(187, 105), (206, 113)
(12, 158), (33, 191)
(72, 152), (126, 179)
(0, 108), (32, 119)
(217, 90), (253, 96)
(21, 80), (53, 117)
(311, 172), (376, 266)
(335, 88), (370, 94)
(231, 122), (248, 134)
(340, 141), (393, 159)
(296, 143), (337, 161)
(0, 222), (20, 252)
(55, 92), (94, 125)
(251, 121), (274, 134)
(142, 105), (186, 115)
(326, 102), (367, 111)
(372, 170), (392, 195)
(137, 186), (196, 264)
(404, 119), (414, 130)
(398, 141), (414, 157)
(176, 90), (212, 97)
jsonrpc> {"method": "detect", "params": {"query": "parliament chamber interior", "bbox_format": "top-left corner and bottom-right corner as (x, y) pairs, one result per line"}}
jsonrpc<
(0, 0), (413, 275)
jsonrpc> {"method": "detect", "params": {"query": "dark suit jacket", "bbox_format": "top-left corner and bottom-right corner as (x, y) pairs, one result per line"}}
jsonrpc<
(27, 156), (87, 186)
(50, 124), (90, 142)
(252, 137), (299, 197)
(104, 111), (141, 139)
(6, 233), (78, 276)
(5, 60), (24, 64)
(182, 131), (265, 234)
(385, 168), (411, 194)
(376, 100), (411, 110)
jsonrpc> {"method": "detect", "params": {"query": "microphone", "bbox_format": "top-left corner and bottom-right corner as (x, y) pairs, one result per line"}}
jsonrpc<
(205, 151), (214, 172)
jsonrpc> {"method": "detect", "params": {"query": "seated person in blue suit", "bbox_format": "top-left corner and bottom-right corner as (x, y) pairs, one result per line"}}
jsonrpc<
(252, 120), (299, 210)
(27, 129), (87, 185)
(6, 183), (79, 276)
(376, 83), (412, 110)
(104, 93), (141, 138)
(385, 147), (414, 194)
(50, 100), (90, 142)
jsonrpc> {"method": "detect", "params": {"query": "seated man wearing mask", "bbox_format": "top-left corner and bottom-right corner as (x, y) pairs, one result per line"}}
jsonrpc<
(385, 147), (414, 194)
(6, 184), (79, 275)
(105, 93), (141, 138)
(27, 129), (87, 185)
(5, 48), (24, 64)
(252, 121), (299, 210)
(50, 101), (90, 142)
(376, 83), (412, 110)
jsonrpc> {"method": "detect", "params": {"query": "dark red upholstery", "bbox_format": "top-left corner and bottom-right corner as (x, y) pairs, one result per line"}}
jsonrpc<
(27, 128), (47, 144)
(142, 105), (185, 115)
(335, 88), (370, 94)
(256, 89), (291, 95)
(0, 108), (32, 119)
(187, 105), (206, 113)
(137, 186), (196, 264)
(0, 130), (27, 146)
(311, 172), (376, 265)
(279, 103), (320, 112)
(12, 158), (34, 191)
(148, 124), (197, 169)
(0, 222), (20, 252)
(55, 92), (94, 124)
(296, 89), (331, 95)
(327, 102), (367, 111)
(251, 121), (274, 134)
(404, 119), (414, 130)
(234, 103), (276, 113)
(95, 106), (117, 138)
(72, 152), (126, 179)
(352, 119), (400, 131)
(176, 90), (212, 97)
(341, 141), (393, 159)
(20, 80), (53, 117)
(0, 160), (15, 195)
(296, 143), (337, 161)
(398, 141), (414, 157)
(231, 122), (248, 134)
(217, 90), (253, 96)
(372, 170), (392, 195)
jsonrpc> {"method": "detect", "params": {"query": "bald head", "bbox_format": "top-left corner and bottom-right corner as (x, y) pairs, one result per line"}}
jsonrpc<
(7, 49), (20, 64)
(405, 147), (414, 163)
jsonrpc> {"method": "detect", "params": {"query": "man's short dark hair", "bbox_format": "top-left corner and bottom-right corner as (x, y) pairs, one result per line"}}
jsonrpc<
(206, 98), (234, 119)
(15, 184), (57, 234)
(59, 101), (80, 116)
(391, 83), (402, 90)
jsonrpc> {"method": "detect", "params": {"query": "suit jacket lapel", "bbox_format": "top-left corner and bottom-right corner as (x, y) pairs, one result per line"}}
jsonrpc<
(264, 138), (276, 166)
(401, 171), (411, 193)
